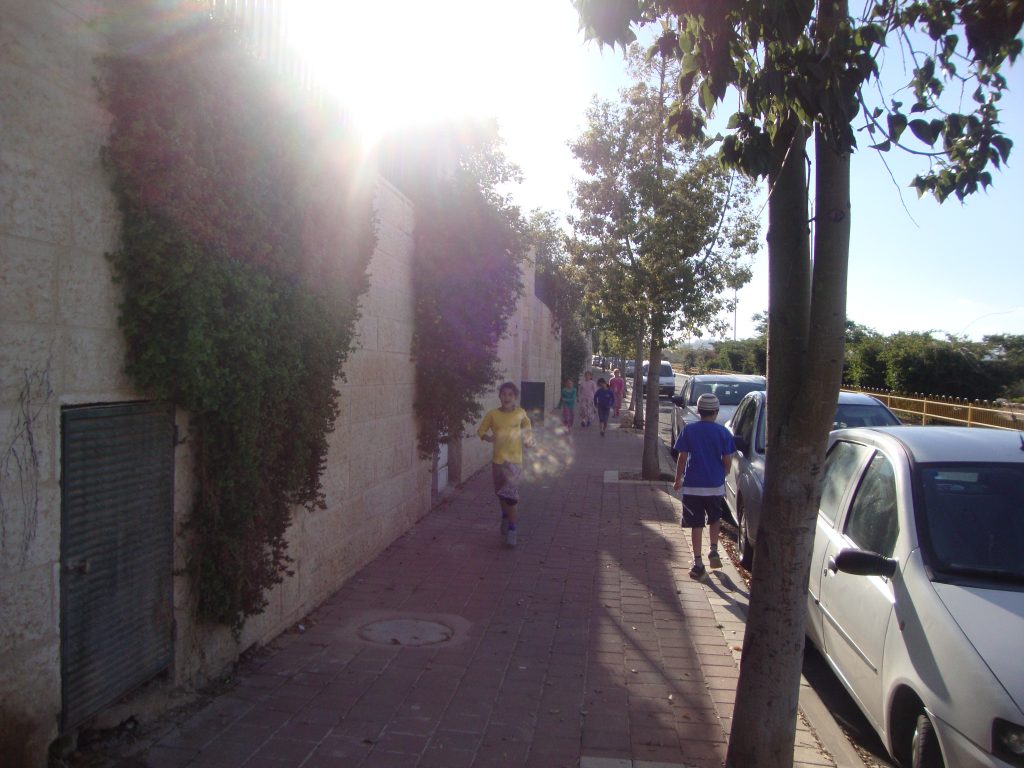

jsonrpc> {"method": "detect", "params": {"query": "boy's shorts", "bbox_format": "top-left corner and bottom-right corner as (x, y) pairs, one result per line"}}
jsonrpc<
(597, 407), (611, 424)
(492, 461), (522, 504)
(680, 494), (725, 528)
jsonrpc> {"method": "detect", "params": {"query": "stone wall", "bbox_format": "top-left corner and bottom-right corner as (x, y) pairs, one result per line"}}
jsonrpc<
(1, 2), (128, 762)
(0, 2), (561, 764)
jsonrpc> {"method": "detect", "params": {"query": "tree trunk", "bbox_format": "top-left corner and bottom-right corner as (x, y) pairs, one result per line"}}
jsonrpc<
(641, 332), (663, 479)
(726, 4), (852, 766)
(631, 333), (644, 428)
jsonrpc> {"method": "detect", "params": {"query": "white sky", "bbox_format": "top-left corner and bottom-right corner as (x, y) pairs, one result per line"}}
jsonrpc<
(291, 1), (1024, 343)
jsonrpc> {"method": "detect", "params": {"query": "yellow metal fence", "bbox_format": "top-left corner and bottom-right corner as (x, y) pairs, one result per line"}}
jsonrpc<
(847, 388), (1024, 431)
(671, 367), (1024, 431)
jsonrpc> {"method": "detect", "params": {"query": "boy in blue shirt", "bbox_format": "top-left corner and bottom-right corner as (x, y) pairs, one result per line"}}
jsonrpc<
(593, 377), (616, 436)
(672, 393), (735, 579)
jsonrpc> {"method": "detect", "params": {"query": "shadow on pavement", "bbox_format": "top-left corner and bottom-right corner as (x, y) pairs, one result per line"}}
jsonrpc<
(801, 645), (897, 767)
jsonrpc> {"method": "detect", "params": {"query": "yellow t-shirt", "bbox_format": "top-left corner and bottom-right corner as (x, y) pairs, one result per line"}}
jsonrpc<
(477, 407), (532, 465)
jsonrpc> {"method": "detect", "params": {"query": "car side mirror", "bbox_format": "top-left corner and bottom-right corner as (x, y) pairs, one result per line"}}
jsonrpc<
(828, 549), (898, 579)
(670, 395), (685, 407)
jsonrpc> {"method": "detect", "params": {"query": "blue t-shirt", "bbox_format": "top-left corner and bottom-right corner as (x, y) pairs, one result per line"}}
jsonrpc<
(594, 388), (615, 411)
(673, 419), (735, 492)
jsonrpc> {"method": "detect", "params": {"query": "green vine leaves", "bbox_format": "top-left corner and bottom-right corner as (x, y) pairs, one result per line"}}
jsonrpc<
(410, 154), (524, 460)
(99, 23), (376, 631)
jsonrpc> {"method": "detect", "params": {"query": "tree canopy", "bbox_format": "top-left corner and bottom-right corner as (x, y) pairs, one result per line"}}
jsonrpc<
(569, 44), (759, 476)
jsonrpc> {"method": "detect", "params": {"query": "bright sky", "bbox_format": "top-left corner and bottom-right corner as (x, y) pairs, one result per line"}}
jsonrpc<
(291, 1), (1023, 343)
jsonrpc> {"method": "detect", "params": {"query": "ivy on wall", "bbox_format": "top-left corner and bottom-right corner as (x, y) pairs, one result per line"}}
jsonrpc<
(99, 24), (376, 630)
(410, 162), (524, 459)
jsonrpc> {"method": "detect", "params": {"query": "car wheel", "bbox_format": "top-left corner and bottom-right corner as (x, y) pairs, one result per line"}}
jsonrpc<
(911, 712), (945, 768)
(738, 502), (754, 571)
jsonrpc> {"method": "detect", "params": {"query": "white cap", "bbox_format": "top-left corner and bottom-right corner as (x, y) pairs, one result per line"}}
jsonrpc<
(696, 393), (720, 411)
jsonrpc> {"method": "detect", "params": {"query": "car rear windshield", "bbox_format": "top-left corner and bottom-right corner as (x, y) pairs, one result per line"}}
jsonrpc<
(832, 403), (901, 429)
(642, 363), (675, 377)
(690, 380), (764, 405)
(918, 462), (1024, 582)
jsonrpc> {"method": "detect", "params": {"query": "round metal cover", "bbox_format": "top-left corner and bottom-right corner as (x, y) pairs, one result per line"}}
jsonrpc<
(358, 618), (454, 647)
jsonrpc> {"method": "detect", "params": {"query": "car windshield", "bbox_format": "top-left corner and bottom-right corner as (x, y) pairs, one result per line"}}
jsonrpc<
(832, 403), (901, 429)
(690, 380), (764, 406)
(753, 400), (901, 453)
(918, 462), (1024, 583)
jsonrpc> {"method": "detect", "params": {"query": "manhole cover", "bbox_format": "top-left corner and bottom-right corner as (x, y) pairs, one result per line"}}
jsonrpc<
(358, 618), (454, 647)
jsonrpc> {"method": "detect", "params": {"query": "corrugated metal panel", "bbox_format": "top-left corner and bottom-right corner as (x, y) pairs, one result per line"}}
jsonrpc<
(60, 402), (174, 731)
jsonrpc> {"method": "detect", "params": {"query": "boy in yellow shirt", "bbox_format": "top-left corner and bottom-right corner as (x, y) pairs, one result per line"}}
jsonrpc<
(477, 381), (532, 547)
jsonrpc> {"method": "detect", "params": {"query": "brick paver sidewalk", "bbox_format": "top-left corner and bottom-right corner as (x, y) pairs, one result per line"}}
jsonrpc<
(110, 417), (839, 768)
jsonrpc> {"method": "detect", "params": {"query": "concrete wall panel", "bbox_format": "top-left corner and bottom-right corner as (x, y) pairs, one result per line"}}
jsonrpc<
(1, 236), (59, 323)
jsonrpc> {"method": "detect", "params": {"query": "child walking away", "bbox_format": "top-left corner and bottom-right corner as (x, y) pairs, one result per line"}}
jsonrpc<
(609, 368), (625, 417)
(594, 378), (615, 436)
(477, 382), (532, 547)
(557, 377), (577, 430)
(671, 393), (735, 578)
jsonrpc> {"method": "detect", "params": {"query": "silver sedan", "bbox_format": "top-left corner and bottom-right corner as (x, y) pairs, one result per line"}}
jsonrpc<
(724, 389), (900, 569)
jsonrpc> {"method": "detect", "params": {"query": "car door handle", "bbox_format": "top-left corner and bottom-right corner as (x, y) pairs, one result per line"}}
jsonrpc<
(827, 555), (838, 574)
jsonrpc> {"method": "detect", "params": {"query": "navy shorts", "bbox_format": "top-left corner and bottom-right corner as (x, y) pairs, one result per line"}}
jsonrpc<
(680, 495), (725, 528)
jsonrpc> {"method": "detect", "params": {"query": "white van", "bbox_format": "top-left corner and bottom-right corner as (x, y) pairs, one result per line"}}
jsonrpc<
(641, 360), (675, 397)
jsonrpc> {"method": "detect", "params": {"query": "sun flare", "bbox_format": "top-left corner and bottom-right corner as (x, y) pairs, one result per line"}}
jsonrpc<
(287, 0), (517, 145)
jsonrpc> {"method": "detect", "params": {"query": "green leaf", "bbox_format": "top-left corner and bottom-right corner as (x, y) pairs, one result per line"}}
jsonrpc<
(943, 34), (959, 59)
(887, 112), (907, 142)
(700, 80), (716, 113)
(944, 113), (964, 138)
(908, 118), (937, 146)
(856, 23), (885, 47)
(681, 52), (699, 76)
(991, 135), (1013, 163)
(919, 57), (935, 82)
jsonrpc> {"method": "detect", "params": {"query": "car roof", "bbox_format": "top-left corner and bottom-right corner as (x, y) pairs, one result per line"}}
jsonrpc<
(836, 390), (886, 405)
(834, 425), (1024, 464)
(689, 374), (765, 384)
(743, 390), (886, 405)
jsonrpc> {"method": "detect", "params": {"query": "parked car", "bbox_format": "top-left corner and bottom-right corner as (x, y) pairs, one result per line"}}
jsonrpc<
(724, 390), (900, 568)
(805, 425), (1024, 768)
(641, 360), (676, 397)
(669, 374), (766, 447)
(625, 359), (637, 377)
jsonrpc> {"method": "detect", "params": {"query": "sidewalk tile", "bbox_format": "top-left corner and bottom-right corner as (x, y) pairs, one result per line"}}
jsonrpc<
(86, 415), (840, 768)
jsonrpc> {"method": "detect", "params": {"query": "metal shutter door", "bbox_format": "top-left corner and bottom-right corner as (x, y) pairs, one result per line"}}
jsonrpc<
(60, 402), (174, 731)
